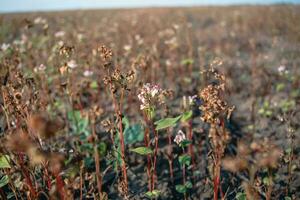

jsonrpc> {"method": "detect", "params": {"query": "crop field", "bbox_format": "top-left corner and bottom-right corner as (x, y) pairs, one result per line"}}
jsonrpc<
(0, 5), (300, 200)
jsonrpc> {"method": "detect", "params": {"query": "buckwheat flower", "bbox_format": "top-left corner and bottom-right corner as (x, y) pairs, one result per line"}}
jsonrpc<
(58, 40), (64, 47)
(188, 95), (197, 105)
(123, 45), (131, 51)
(77, 33), (84, 41)
(34, 17), (47, 24)
(55, 31), (65, 38)
(83, 70), (93, 77)
(278, 65), (288, 75)
(138, 83), (164, 111)
(278, 65), (285, 73)
(174, 130), (186, 145)
(34, 64), (46, 72)
(67, 60), (78, 69)
(1, 43), (10, 51)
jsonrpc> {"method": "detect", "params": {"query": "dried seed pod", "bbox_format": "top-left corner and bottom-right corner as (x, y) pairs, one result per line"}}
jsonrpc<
(5, 130), (32, 152)
(28, 114), (64, 139)
(222, 157), (248, 172)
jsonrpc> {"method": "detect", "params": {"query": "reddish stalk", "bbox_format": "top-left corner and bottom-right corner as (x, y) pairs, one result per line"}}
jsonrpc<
(80, 162), (84, 200)
(150, 121), (159, 191)
(18, 154), (37, 198)
(43, 163), (51, 191)
(167, 128), (174, 183)
(116, 89), (128, 189)
(143, 112), (159, 191)
(55, 173), (65, 200)
(143, 117), (152, 191)
(107, 71), (128, 191)
(92, 116), (102, 199)
(182, 147), (187, 200)
(187, 120), (196, 178)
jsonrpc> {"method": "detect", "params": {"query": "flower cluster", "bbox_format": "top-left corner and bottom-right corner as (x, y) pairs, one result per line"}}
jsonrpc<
(199, 69), (234, 124)
(1, 43), (10, 51)
(174, 130), (186, 145)
(67, 60), (78, 69)
(34, 64), (46, 73)
(137, 83), (164, 111)
(277, 65), (288, 75)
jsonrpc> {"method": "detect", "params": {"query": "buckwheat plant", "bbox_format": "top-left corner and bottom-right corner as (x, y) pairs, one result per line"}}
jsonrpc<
(199, 68), (234, 200)
(137, 83), (166, 196)
(174, 130), (192, 200)
(99, 45), (135, 198)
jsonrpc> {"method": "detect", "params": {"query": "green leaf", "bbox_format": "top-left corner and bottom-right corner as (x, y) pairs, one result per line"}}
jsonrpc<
(98, 142), (107, 156)
(179, 140), (192, 148)
(181, 111), (193, 122)
(0, 155), (11, 169)
(276, 83), (285, 92)
(67, 110), (90, 136)
(145, 190), (160, 198)
(7, 192), (15, 199)
(181, 58), (194, 66)
(185, 181), (193, 189)
(175, 184), (187, 193)
(0, 175), (9, 188)
(131, 147), (153, 155)
(123, 116), (144, 145)
(263, 177), (271, 186)
(284, 197), (292, 200)
(90, 81), (98, 89)
(235, 192), (247, 200)
(155, 115), (182, 130)
(179, 154), (191, 167)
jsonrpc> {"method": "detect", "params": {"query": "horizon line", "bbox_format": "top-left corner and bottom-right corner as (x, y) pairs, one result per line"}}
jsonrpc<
(0, 0), (299, 14)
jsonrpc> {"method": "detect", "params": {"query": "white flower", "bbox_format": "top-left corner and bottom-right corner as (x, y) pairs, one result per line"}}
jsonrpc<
(174, 130), (186, 145)
(123, 45), (131, 51)
(34, 64), (46, 72)
(55, 31), (65, 38)
(188, 95), (197, 105)
(278, 65), (285, 73)
(58, 41), (64, 47)
(138, 83), (163, 111)
(278, 65), (288, 75)
(165, 59), (172, 67)
(83, 70), (93, 77)
(34, 17), (47, 24)
(77, 33), (84, 41)
(67, 60), (78, 69)
(1, 43), (10, 51)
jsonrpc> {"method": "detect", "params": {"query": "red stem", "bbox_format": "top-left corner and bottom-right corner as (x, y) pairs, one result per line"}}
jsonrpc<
(187, 120), (196, 178)
(108, 76), (128, 190)
(18, 154), (37, 197)
(143, 122), (152, 191)
(167, 129), (174, 183)
(55, 173), (65, 200)
(151, 121), (159, 191)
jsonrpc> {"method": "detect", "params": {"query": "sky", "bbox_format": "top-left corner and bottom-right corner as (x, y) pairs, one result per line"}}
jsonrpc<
(0, 0), (299, 13)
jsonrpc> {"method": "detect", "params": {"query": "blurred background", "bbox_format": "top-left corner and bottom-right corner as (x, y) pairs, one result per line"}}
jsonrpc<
(1, 0), (299, 13)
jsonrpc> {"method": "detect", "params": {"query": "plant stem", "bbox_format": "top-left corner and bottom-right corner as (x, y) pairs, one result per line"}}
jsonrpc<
(55, 173), (65, 200)
(107, 73), (128, 191)
(187, 120), (195, 179)
(182, 147), (187, 200)
(151, 120), (159, 191)
(92, 116), (102, 199)
(266, 168), (273, 200)
(18, 154), (37, 198)
(143, 114), (152, 191)
(167, 128), (174, 183)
